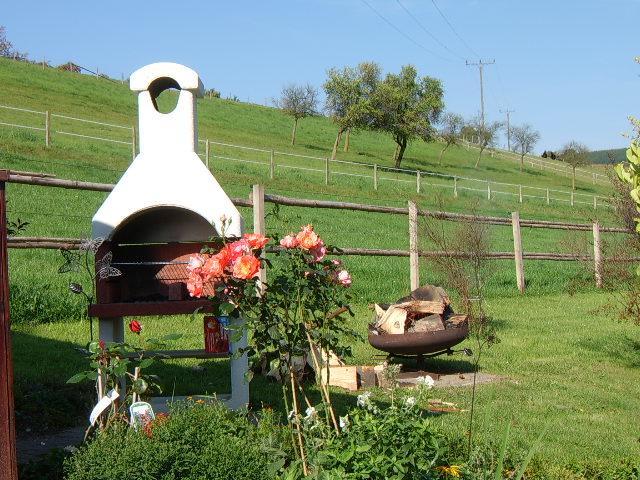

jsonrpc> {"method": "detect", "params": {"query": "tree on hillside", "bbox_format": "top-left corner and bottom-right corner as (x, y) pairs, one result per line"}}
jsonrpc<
(560, 140), (590, 190)
(370, 65), (444, 168)
(466, 117), (502, 168)
(511, 124), (540, 172)
(324, 62), (380, 159)
(0, 26), (27, 60)
(275, 83), (318, 146)
(461, 124), (478, 144)
(438, 112), (464, 165)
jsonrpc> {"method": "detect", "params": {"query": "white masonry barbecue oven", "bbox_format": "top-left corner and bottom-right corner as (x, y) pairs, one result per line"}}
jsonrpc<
(88, 62), (248, 409)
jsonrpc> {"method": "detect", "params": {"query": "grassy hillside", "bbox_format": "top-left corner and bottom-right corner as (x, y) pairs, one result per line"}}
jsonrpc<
(2, 58), (640, 473)
(0, 58), (612, 201)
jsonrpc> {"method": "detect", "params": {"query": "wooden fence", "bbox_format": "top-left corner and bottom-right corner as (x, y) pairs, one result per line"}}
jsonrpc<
(0, 103), (611, 210)
(4, 170), (637, 293)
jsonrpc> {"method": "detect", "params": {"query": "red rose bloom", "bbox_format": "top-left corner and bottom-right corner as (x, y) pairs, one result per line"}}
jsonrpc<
(129, 320), (142, 334)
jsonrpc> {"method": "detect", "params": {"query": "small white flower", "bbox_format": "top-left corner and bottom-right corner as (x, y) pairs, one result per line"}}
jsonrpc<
(339, 415), (350, 429)
(356, 391), (372, 408)
(305, 406), (317, 419)
(404, 396), (417, 407)
(416, 375), (435, 389)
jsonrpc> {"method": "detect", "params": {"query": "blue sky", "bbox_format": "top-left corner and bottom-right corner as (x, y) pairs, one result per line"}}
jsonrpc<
(3, 0), (638, 151)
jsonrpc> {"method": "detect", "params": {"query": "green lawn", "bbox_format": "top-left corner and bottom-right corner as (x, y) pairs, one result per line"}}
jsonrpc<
(12, 291), (640, 473)
(2, 58), (639, 476)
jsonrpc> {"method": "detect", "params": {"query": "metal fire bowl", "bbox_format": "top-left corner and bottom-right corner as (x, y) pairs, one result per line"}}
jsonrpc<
(368, 324), (469, 356)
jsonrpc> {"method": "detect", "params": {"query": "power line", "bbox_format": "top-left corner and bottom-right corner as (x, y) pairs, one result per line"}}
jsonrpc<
(359, 0), (450, 62)
(395, 0), (464, 61)
(430, 0), (480, 58)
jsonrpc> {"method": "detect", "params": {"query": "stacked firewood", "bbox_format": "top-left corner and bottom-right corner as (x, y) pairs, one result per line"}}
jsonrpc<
(372, 285), (467, 335)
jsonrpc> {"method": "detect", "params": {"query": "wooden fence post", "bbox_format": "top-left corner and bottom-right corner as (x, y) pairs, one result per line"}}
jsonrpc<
(205, 139), (210, 168)
(593, 195), (597, 210)
(0, 171), (18, 480)
(416, 171), (421, 194)
(131, 125), (137, 160)
(453, 177), (458, 198)
(571, 191), (574, 207)
(252, 185), (267, 294)
(269, 150), (275, 180)
(487, 182), (491, 200)
(519, 185), (523, 203)
(45, 110), (51, 147)
(373, 164), (378, 191)
(408, 201), (419, 291)
(546, 188), (550, 205)
(511, 211), (525, 293)
(593, 221), (603, 288)
(325, 158), (330, 185)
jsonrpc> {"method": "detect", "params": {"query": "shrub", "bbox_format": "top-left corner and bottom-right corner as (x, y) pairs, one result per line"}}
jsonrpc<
(306, 395), (455, 479)
(64, 401), (292, 480)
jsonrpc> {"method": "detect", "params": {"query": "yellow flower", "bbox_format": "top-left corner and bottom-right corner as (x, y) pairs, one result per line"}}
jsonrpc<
(195, 399), (205, 405)
(436, 465), (462, 478)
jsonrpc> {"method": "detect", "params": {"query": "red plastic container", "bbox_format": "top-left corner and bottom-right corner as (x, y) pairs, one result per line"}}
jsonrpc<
(204, 316), (230, 353)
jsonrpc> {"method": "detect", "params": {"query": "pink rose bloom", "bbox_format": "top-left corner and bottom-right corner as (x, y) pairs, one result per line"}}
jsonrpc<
(187, 254), (206, 273)
(296, 224), (322, 250)
(337, 269), (351, 287)
(331, 259), (342, 266)
(222, 239), (251, 264)
(232, 254), (261, 280)
(280, 234), (299, 249)
(242, 233), (270, 250)
(309, 240), (327, 262)
(202, 253), (227, 281)
(187, 271), (204, 297)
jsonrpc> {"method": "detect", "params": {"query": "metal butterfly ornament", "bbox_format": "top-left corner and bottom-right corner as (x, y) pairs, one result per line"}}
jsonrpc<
(96, 252), (122, 280)
(58, 249), (82, 274)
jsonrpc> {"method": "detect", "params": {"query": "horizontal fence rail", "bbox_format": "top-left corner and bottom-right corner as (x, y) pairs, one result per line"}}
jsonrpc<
(3, 170), (634, 293)
(0, 102), (612, 210)
(7, 236), (639, 263)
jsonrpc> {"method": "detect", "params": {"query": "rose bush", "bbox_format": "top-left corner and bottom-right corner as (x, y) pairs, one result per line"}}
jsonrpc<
(188, 224), (355, 475)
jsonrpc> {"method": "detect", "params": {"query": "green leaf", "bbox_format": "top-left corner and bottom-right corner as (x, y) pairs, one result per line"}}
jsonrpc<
(132, 378), (148, 395)
(161, 333), (182, 342)
(494, 421), (511, 480)
(513, 423), (549, 480)
(66, 372), (88, 384)
(138, 358), (154, 369)
(219, 302), (235, 315)
(190, 306), (204, 321)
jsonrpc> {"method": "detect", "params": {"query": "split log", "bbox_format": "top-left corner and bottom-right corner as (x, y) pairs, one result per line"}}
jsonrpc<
(374, 305), (407, 334)
(408, 314), (445, 333)
(395, 300), (445, 315)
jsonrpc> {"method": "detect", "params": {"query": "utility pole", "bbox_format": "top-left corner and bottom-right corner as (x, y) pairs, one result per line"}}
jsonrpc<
(466, 59), (495, 129)
(500, 108), (515, 151)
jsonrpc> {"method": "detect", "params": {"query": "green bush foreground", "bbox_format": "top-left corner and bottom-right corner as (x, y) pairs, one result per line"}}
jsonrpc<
(59, 399), (640, 480)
